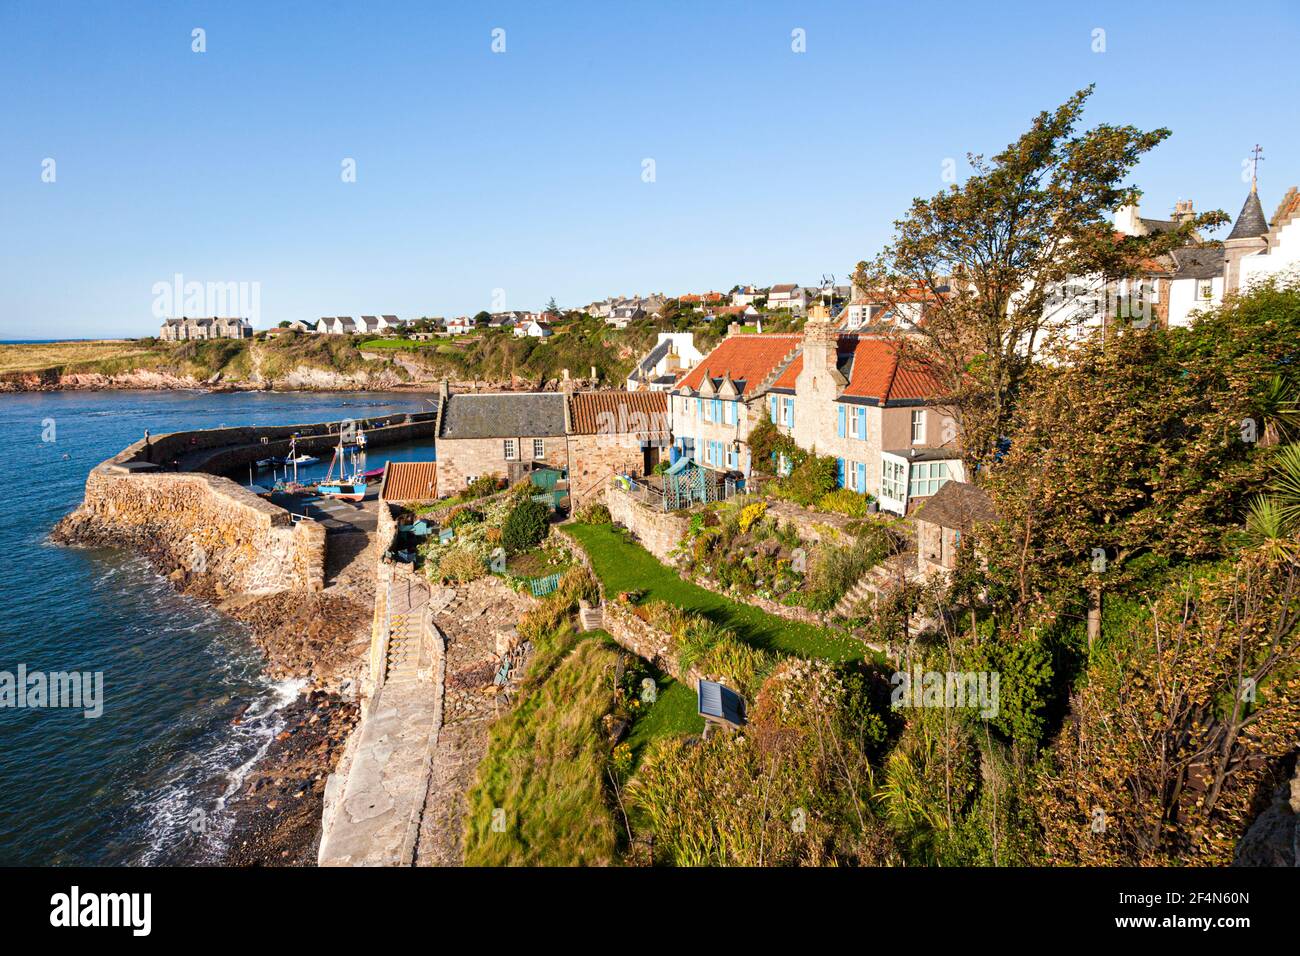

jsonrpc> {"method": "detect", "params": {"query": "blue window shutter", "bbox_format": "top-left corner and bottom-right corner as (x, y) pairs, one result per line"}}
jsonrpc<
(836, 457), (845, 487)
(695, 398), (701, 418)
(715, 399), (722, 420)
(837, 405), (846, 438)
(857, 407), (867, 440)
(857, 461), (866, 490)
(770, 395), (777, 422)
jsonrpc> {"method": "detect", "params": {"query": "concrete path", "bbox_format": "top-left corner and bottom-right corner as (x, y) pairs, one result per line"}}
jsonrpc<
(317, 678), (442, 866)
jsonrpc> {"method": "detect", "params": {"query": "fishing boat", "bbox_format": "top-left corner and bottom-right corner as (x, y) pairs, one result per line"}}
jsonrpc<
(317, 428), (367, 501)
(275, 454), (319, 466)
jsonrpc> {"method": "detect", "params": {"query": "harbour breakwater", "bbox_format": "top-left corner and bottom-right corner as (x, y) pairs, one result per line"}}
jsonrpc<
(49, 409), (440, 864)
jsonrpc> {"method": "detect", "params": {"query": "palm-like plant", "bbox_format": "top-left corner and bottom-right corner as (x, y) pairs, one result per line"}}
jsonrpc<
(1266, 444), (1300, 530)
(1255, 374), (1300, 447)
(1245, 495), (1297, 563)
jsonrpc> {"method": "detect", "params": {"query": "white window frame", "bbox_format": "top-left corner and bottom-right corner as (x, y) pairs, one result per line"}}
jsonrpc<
(532, 438), (545, 459)
(849, 408), (862, 439)
(911, 409), (926, 444)
(503, 438), (517, 460)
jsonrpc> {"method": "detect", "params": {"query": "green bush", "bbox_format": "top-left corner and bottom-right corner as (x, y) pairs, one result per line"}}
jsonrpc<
(779, 454), (839, 506)
(575, 500), (611, 524)
(448, 507), (483, 530)
(465, 474), (502, 500)
(818, 487), (874, 516)
(501, 498), (550, 554)
(437, 547), (485, 584)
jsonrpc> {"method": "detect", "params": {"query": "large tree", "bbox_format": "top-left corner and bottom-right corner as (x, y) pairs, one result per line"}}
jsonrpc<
(855, 86), (1227, 468)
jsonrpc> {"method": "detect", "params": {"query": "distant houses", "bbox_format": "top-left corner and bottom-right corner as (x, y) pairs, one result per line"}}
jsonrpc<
(159, 317), (252, 340)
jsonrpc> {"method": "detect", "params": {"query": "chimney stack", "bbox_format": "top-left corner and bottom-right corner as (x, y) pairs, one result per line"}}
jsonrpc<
(1172, 199), (1196, 224)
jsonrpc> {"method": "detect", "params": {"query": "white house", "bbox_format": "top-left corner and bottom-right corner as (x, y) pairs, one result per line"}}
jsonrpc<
(626, 332), (704, 391)
(731, 285), (762, 307)
(766, 284), (807, 313)
(445, 316), (475, 335)
(513, 318), (554, 338)
(1238, 185), (1300, 290)
(316, 316), (358, 334)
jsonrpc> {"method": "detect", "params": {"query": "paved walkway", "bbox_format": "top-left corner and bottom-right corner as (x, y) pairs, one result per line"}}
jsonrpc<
(318, 573), (442, 867)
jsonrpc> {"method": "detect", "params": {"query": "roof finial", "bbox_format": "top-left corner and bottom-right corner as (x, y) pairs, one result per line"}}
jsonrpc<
(1250, 144), (1264, 194)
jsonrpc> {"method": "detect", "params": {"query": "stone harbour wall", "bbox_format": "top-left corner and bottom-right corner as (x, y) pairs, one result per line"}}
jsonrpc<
(55, 465), (324, 596)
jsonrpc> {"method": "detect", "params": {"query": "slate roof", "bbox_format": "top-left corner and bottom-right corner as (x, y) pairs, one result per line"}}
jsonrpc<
(439, 392), (566, 439)
(1227, 190), (1270, 241)
(568, 391), (668, 435)
(1168, 246), (1224, 280)
(634, 338), (672, 375)
(913, 480), (996, 533)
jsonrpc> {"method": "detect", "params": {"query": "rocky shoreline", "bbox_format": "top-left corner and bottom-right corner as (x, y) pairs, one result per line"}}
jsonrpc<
(51, 511), (374, 867)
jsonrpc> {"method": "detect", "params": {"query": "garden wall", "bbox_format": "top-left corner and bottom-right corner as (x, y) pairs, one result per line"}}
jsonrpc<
(602, 485), (689, 563)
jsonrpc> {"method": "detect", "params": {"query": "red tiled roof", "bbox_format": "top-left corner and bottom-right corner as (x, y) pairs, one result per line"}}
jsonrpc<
(380, 461), (438, 502)
(767, 335), (941, 402)
(568, 390), (668, 434)
(675, 335), (801, 396)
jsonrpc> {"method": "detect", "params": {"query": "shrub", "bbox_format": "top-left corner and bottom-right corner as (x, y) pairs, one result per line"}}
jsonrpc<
(465, 474), (502, 500)
(779, 454), (839, 506)
(438, 547), (485, 584)
(818, 487), (873, 517)
(501, 497), (550, 554)
(576, 500), (611, 524)
(737, 501), (768, 534)
(449, 507), (483, 530)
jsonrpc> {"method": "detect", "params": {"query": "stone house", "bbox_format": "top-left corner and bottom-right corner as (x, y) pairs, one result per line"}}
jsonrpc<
(912, 480), (996, 580)
(672, 310), (962, 513)
(434, 388), (568, 492)
(158, 316), (252, 341)
(565, 391), (669, 508)
(512, 318), (553, 338)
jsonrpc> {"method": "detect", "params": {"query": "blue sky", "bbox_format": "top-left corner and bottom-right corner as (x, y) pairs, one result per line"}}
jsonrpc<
(2, 0), (1297, 338)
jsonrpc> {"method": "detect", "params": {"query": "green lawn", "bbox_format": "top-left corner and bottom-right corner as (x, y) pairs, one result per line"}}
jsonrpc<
(566, 521), (865, 662)
(626, 678), (702, 761)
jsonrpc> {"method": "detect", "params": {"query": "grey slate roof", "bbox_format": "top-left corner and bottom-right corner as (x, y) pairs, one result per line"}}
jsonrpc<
(1227, 190), (1270, 241)
(914, 480), (997, 532)
(439, 392), (566, 439)
(1169, 246), (1224, 280)
(635, 339), (672, 374)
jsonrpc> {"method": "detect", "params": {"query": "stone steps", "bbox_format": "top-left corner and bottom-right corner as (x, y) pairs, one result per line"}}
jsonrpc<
(832, 578), (876, 619)
(578, 605), (604, 631)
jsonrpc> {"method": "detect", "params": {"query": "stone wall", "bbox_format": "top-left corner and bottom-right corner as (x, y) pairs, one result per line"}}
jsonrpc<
(566, 433), (660, 510)
(434, 435), (567, 497)
(602, 485), (690, 563)
(57, 465), (323, 596)
(123, 411), (439, 476)
(602, 601), (700, 690)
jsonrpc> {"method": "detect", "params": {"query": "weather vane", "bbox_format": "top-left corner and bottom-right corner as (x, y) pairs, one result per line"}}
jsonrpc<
(1250, 144), (1264, 192)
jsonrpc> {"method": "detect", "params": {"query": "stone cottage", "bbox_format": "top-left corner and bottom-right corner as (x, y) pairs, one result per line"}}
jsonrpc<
(911, 480), (996, 580)
(433, 387), (568, 492)
(158, 316), (253, 341)
(565, 390), (669, 508)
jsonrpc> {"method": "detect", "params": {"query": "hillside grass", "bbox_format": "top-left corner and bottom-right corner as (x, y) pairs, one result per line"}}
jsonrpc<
(565, 520), (866, 661)
(462, 632), (622, 866)
(0, 339), (159, 374)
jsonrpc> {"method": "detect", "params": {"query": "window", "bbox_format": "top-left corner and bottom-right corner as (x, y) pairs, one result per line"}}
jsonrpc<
(846, 460), (861, 491)
(503, 438), (517, 460)
(911, 409), (926, 444)
(726, 443), (739, 469)
(881, 459), (907, 502)
(1198, 279), (1214, 301)
(779, 397), (795, 426)
(723, 401), (736, 425)
(909, 461), (951, 498)
(532, 438), (545, 459)
(849, 407), (862, 439)
(466, 475), (478, 486)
